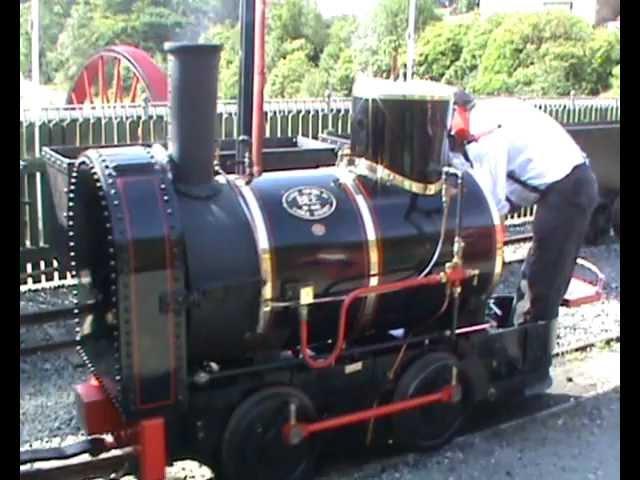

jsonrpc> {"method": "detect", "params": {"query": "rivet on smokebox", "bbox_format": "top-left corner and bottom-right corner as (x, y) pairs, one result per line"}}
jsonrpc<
(311, 223), (326, 236)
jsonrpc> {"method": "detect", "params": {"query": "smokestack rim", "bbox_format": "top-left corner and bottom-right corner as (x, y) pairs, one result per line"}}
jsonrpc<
(164, 42), (224, 55)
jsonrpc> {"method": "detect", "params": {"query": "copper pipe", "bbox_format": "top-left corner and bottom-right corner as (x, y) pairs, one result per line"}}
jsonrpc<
(251, 0), (266, 178)
(299, 266), (476, 370)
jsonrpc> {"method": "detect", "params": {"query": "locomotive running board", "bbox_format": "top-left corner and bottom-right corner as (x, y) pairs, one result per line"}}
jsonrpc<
(562, 258), (605, 308)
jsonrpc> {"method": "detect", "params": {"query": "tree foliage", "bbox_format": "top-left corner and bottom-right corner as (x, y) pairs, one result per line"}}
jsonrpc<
(470, 12), (594, 95)
(610, 64), (620, 97)
(455, 0), (478, 14)
(201, 22), (240, 99)
(267, 0), (328, 70)
(20, 0), (76, 83)
(44, 0), (187, 86)
(20, 0), (620, 100)
(415, 19), (471, 81)
(354, 0), (440, 78)
(414, 11), (619, 97)
(319, 16), (359, 95)
(21, 0), (238, 88)
(266, 39), (323, 98)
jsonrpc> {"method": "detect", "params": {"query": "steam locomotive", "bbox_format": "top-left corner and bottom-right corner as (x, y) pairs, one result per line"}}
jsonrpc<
(27, 7), (557, 480)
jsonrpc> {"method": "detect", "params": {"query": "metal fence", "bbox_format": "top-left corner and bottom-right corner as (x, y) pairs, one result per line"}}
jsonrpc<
(19, 96), (620, 288)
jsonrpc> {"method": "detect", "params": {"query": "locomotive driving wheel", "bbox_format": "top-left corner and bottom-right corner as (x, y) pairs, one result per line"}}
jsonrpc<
(66, 45), (167, 105)
(392, 352), (472, 450)
(220, 386), (319, 480)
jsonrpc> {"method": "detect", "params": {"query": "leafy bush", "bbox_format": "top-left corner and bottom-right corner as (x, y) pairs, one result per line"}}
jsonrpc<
(354, 0), (440, 77)
(267, 0), (328, 70)
(470, 12), (593, 95)
(607, 64), (620, 97)
(456, 0), (478, 14)
(266, 39), (324, 98)
(319, 16), (359, 95)
(443, 14), (506, 86)
(201, 22), (240, 100)
(583, 28), (620, 94)
(415, 20), (471, 81)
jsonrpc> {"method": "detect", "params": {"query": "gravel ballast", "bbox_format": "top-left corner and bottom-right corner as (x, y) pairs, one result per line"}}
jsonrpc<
(20, 240), (620, 448)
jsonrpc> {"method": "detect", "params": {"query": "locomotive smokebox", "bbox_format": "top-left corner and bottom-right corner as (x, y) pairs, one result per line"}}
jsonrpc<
(350, 78), (455, 191)
(165, 42), (222, 196)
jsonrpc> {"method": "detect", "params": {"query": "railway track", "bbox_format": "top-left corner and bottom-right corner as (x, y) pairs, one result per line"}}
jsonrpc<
(19, 333), (620, 480)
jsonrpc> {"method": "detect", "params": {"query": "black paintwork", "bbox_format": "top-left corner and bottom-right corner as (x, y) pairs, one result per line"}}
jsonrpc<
(177, 181), (262, 363)
(182, 315), (556, 466)
(235, 0), (255, 176)
(190, 165), (496, 359)
(69, 146), (188, 420)
(351, 97), (450, 184)
(43, 140), (500, 422)
(237, 0), (255, 147)
(165, 43), (222, 194)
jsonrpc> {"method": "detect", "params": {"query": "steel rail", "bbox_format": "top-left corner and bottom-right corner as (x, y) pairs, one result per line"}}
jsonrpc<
(20, 447), (135, 480)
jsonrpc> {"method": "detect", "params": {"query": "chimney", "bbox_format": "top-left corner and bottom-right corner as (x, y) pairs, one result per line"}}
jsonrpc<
(165, 43), (223, 197)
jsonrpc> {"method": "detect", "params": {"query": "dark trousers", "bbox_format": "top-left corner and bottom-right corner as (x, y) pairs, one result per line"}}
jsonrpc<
(514, 163), (600, 324)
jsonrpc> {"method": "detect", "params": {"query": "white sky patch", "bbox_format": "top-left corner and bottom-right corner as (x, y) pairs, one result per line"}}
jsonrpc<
(316, 0), (378, 19)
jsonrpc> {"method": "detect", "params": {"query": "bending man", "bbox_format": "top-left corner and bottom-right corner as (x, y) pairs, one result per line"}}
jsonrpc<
(450, 93), (599, 326)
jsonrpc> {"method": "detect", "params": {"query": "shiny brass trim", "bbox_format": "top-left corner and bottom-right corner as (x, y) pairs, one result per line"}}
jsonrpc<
(235, 180), (274, 334)
(337, 170), (381, 320)
(350, 157), (444, 196)
(464, 170), (504, 291)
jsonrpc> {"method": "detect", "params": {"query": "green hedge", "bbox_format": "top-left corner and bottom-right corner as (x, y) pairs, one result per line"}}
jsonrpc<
(416, 12), (620, 97)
